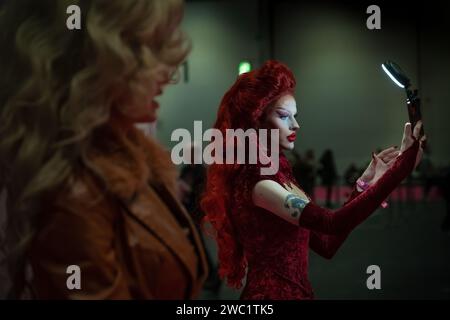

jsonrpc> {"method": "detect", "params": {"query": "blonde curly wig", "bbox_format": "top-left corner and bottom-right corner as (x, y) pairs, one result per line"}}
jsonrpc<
(0, 0), (190, 298)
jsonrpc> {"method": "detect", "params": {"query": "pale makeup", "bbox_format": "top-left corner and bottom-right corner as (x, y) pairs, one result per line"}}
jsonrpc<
(264, 94), (300, 150)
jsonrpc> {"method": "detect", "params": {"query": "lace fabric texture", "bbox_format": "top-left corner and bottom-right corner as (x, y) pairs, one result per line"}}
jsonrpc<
(229, 141), (419, 300)
(230, 154), (315, 299)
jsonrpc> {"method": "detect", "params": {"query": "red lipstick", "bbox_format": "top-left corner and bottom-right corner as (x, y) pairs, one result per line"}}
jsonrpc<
(287, 133), (296, 142)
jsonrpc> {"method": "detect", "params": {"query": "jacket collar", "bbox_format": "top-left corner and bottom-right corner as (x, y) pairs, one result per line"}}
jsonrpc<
(87, 123), (208, 297)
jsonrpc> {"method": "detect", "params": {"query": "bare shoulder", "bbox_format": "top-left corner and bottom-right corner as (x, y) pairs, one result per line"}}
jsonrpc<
(253, 179), (308, 200)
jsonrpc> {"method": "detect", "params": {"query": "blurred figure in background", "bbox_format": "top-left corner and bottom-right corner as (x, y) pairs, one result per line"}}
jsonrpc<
(344, 163), (361, 187)
(0, 0), (207, 299)
(292, 149), (317, 200)
(180, 144), (207, 224)
(291, 150), (305, 190)
(303, 149), (318, 200)
(318, 149), (338, 208)
(179, 143), (222, 295)
(417, 146), (436, 201)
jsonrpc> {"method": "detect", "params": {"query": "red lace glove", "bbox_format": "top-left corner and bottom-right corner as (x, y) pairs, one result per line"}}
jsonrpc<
(299, 139), (420, 235)
(309, 184), (361, 259)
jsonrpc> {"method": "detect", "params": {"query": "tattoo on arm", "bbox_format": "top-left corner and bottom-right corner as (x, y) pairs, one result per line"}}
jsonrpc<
(284, 193), (309, 218)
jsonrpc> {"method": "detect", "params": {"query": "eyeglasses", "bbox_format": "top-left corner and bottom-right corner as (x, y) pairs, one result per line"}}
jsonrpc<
(168, 67), (181, 84)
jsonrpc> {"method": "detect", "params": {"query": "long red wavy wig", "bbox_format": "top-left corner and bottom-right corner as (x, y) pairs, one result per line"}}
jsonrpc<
(200, 60), (296, 289)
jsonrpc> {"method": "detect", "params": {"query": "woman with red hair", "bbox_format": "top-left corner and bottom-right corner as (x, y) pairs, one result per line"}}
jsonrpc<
(201, 60), (426, 299)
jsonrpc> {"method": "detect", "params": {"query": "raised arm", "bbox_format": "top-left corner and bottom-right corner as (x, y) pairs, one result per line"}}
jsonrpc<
(308, 144), (400, 259)
(253, 138), (419, 236)
(308, 185), (360, 259)
(255, 121), (426, 235)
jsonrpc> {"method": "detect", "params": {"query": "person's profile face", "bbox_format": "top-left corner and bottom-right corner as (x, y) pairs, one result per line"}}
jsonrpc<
(264, 94), (300, 151)
(126, 67), (173, 124)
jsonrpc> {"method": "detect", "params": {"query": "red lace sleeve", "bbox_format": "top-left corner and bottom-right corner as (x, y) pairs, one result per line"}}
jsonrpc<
(309, 185), (361, 259)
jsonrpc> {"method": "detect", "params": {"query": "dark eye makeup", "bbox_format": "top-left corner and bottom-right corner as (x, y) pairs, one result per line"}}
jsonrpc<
(276, 109), (291, 118)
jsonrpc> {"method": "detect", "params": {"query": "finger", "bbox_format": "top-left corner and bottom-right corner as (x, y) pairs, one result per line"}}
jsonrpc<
(413, 120), (423, 140)
(377, 146), (398, 158)
(378, 148), (399, 160)
(373, 152), (383, 163)
(379, 148), (400, 158)
(404, 122), (412, 139)
(420, 134), (427, 142)
(420, 136), (427, 149)
(381, 150), (400, 162)
(387, 158), (397, 166)
(370, 152), (378, 165)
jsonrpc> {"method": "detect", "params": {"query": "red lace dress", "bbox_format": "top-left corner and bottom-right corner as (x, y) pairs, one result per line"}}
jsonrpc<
(229, 141), (420, 300)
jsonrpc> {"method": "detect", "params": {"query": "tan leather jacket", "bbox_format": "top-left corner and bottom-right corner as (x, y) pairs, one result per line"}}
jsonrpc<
(30, 125), (208, 299)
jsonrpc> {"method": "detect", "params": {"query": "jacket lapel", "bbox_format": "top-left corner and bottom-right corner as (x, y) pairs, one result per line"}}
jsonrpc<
(151, 182), (209, 296)
(122, 182), (208, 297)
(87, 124), (208, 297)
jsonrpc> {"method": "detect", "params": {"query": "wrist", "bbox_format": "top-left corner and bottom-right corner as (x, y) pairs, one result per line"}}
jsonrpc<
(356, 178), (370, 192)
(356, 177), (389, 208)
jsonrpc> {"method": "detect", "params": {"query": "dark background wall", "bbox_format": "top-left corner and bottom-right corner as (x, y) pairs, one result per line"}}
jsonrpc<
(157, 0), (450, 173)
